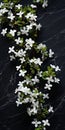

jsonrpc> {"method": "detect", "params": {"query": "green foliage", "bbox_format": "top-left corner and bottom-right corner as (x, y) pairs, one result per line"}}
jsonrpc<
(3, 0), (21, 4)
(42, 66), (56, 79)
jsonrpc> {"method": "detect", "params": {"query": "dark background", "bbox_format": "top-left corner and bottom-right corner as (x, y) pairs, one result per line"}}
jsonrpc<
(0, 0), (65, 130)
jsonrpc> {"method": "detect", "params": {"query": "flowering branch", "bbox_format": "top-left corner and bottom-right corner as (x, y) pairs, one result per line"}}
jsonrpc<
(0, 1), (60, 130)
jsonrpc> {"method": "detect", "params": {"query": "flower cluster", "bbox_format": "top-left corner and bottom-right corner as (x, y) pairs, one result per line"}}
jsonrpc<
(33, 0), (48, 8)
(0, 1), (60, 130)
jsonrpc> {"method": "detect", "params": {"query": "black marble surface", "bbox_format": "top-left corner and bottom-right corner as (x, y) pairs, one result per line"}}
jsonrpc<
(0, 0), (65, 130)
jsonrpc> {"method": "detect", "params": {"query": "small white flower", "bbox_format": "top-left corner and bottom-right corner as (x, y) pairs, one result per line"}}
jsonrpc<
(37, 43), (46, 50)
(15, 49), (26, 57)
(30, 58), (43, 66)
(20, 57), (25, 63)
(50, 64), (56, 69)
(42, 0), (48, 8)
(43, 93), (49, 99)
(15, 37), (23, 45)
(21, 27), (29, 36)
(30, 4), (37, 8)
(25, 38), (34, 50)
(26, 24), (33, 31)
(44, 83), (52, 90)
(0, 2), (4, 8)
(42, 119), (50, 126)
(54, 77), (60, 83)
(9, 29), (16, 37)
(1, 8), (8, 14)
(32, 119), (41, 127)
(25, 12), (37, 21)
(23, 78), (31, 85)
(55, 66), (61, 72)
(17, 81), (24, 88)
(8, 46), (15, 53)
(16, 65), (21, 71)
(49, 49), (54, 58)
(17, 86), (30, 95)
(46, 76), (54, 84)
(48, 106), (54, 113)
(15, 4), (22, 9)
(10, 55), (15, 61)
(36, 23), (42, 30)
(19, 70), (27, 77)
(8, 13), (15, 22)
(1, 28), (7, 36)
(25, 38), (34, 46)
(23, 98), (30, 103)
(50, 64), (61, 71)
(16, 11), (24, 18)
(37, 71), (43, 77)
(32, 76), (39, 84)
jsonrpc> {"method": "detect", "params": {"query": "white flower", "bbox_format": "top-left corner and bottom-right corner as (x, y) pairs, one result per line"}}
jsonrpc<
(21, 27), (29, 36)
(32, 119), (41, 127)
(49, 49), (54, 58)
(30, 4), (37, 8)
(8, 46), (15, 53)
(16, 81), (24, 88)
(1, 28), (7, 36)
(30, 58), (43, 66)
(50, 64), (61, 71)
(30, 22), (37, 27)
(16, 86), (30, 95)
(48, 106), (54, 113)
(42, 119), (50, 126)
(25, 12), (37, 21)
(9, 29), (16, 36)
(15, 4), (22, 9)
(25, 38), (34, 46)
(15, 37), (23, 45)
(20, 57), (25, 63)
(16, 65), (21, 71)
(0, 2), (4, 8)
(8, 13), (15, 22)
(42, 0), (48, 8)
(10, 55), (15, 61)
(26, 24), (33, 31)
(44, 83), (52, 90)
(54, 77), (60, 83)
(16, 100), (22, 106)
(43, 93), (49, 99)
(55, 66), (61, 72)
(32, 76), (39, 84)
(37, 43), (46, 49)
(36, 23), (42, 30)
(37, 71), (43, 77)
(19, 70), (27, 77)
(27, 106), (38, 116)
(15, 49), (26, 57)
(23, 78), (31, 85)
(23, 98), (30, 103)
(1, 8), (8, 14)
(16, 11), (24, 18)
(46, 76), (54, 84)
(27, 108), (32, 116)
(25, 38), (34, 50)
(50, 64), (56, 69)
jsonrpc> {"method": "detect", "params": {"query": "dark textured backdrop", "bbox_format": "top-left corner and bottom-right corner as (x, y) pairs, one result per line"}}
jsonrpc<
(0, 0), (65, 130)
